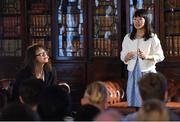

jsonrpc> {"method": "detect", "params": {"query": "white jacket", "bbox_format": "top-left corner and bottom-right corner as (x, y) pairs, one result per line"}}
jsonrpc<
(120, 33), (165, 72)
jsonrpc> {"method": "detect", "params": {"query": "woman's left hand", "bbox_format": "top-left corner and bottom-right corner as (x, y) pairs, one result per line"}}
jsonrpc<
(138, 49), (146, 60)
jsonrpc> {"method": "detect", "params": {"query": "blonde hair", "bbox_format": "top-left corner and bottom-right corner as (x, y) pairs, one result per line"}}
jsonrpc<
(84, 81), (108, 104)
(137, 99), (170, 121)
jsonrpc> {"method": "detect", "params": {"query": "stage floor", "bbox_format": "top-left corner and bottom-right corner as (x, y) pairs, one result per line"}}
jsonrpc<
(110, 101), (180, 109)
(109, 101), (180, 116)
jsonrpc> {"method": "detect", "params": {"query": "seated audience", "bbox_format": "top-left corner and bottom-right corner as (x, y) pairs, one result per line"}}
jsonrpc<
(37, 85), (72, 121)
(94, 108), (123, 121)
(12, 44), (57, 101)
(124, 72), (180, 121)
(0, 102), (40, 121)
(75, 81), (108, 120)
(137, 99), (170, 121)
(75, 104), (100, 121)
(81, 81), (108, 111)
(18, 78), (45, 112)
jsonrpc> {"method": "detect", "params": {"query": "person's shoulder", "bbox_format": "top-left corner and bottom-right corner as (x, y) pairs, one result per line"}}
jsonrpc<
(124, 33), (130, 38)
(123, 33), (131, 41)
(150, 33), (158, 39)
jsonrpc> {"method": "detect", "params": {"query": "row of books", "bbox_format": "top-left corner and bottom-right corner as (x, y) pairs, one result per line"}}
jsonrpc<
(1, 16), (21, 37)
(0, 39), (21, 56)
(165, 36), (180, 56)
(29, 15), (51, 37)
(1, 0), (20, 14)
(93, 38), (118, 56)
(165, 12), (180, 34)
(94, 16), (115, 27)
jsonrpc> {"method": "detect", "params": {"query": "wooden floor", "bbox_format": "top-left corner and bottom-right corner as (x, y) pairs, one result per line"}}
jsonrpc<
(110, 101), (180, 108)
(109, 101), (180, 116)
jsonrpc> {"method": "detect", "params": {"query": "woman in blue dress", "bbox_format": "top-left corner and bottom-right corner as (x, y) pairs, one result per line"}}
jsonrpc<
(120, 9), (164, 107)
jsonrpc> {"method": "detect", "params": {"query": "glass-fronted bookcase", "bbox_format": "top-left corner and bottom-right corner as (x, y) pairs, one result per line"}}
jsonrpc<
(0, 0), (22, 57)
(26, 0), (52, 53)
(162, 0), (180, 58)
(0, 0), (54, 78)
(54, 0), (124, 109)
(0, 0), (23, 79)
(54, 0), (123, 83)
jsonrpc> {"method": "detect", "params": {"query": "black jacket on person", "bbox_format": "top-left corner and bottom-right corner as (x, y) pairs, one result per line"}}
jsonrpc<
(11, 66), (57, 101)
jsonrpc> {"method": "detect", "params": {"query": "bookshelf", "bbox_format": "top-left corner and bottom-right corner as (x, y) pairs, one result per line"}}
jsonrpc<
(162, 0), (180, 57)
(0, 0), (22, 57)
(0, 0), (54, 78)
(26, 0), (52, 54)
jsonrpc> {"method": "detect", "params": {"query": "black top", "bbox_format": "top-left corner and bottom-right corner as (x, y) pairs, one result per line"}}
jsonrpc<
(75, 104), (100, 121)
(12, 67), (57, 101)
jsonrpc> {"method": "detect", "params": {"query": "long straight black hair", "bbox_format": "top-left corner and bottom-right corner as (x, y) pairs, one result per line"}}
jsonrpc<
(130, 9), (154, 41)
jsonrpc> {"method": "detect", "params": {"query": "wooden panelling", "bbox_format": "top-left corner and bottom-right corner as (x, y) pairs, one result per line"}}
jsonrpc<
(55, 62), (86, 83)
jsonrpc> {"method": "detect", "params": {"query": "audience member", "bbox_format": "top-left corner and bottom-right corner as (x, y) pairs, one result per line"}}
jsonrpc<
(12, 43), (57, 101)
(75, 104), (100, 121)
(94, 108), (123, 121)
(81, 81), (108, 111)
(37, 85), (72, 120)
(0, 102), (40, 121)
(18, 78), (45, 112)
(124, 72), (180, 121)
(137, 99), (170, 121)
(75, 81), (108, 120)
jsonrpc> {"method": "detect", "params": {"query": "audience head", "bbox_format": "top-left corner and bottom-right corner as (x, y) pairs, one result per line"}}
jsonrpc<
(37, 85), (72, 120)
(81, 81), (108, 110)
(138, 72), (168, 102)
(19, 78), (45, 111)
(137, 99), (169, 121)
(75, 104), (100, 121)
(94, 108), (123, 121)
(0, 102), (40, 121)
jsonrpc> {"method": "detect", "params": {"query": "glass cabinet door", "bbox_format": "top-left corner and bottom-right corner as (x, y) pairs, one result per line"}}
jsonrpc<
(91, 0), (119, 57)
(163, 0), (180, 57)
(0, 0), (22, 57)
(127, 0), (156, 32)
(57, 0), (85, 57)
(26, 0), (52, 52)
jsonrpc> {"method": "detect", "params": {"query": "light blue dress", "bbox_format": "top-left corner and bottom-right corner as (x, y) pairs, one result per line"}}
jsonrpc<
(126, 57), (142, 107)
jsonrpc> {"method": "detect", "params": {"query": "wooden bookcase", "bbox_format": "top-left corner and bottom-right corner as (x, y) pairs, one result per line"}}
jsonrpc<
(158, 1), (180, 101)
(53, 0), (125, 109)
(0, 0), (54, 79)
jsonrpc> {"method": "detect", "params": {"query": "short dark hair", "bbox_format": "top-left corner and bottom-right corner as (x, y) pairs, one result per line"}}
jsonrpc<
(37, 85), (72, 120)
(138, 72), (167, 101)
